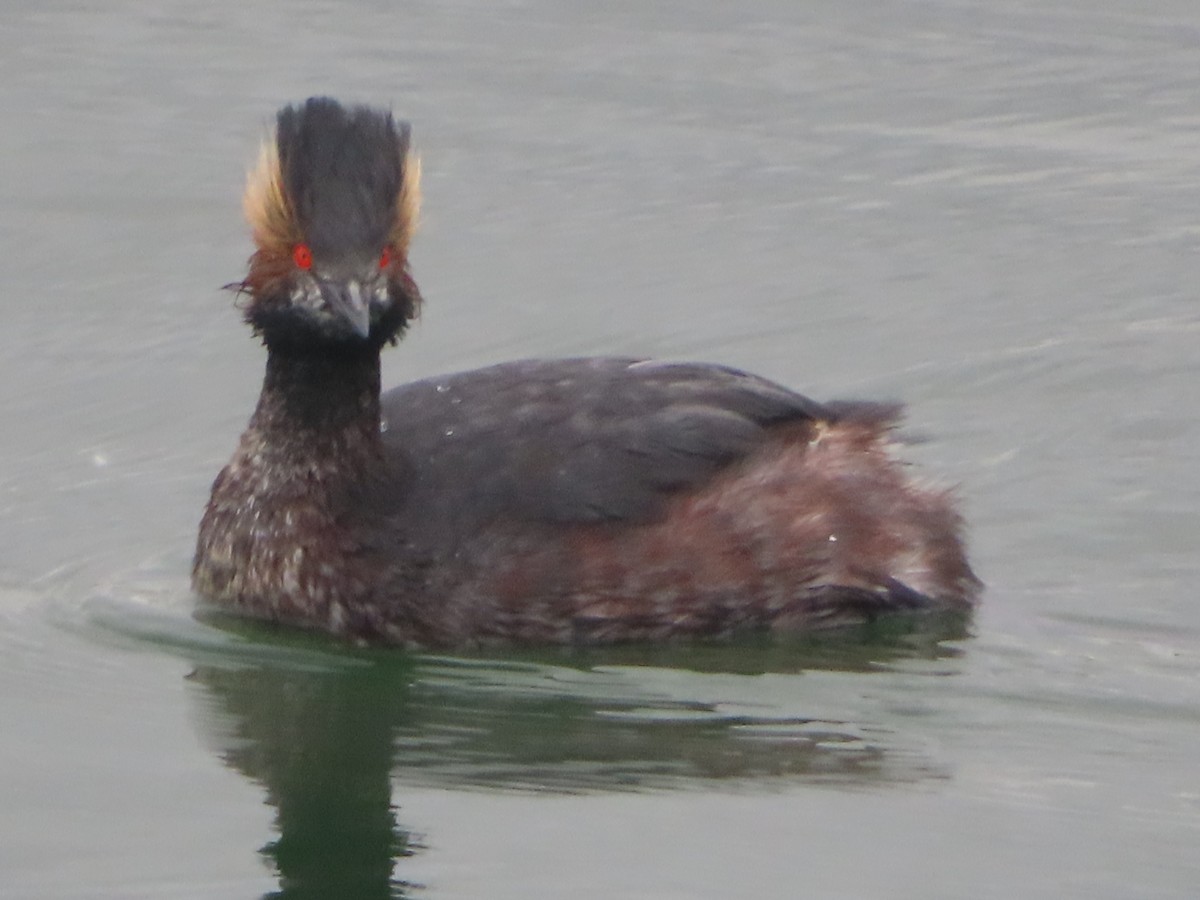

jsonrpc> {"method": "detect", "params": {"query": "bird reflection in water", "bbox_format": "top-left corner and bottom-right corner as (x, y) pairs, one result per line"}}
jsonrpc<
(193, 650), (420, 899)
(186, 617), (967, 899)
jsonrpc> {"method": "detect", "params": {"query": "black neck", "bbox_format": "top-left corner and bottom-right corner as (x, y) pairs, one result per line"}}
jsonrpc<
(250, 345), (383, 452)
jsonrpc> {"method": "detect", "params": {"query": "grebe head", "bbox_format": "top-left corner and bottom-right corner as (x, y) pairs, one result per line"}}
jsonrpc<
(234, 97), (422, 352)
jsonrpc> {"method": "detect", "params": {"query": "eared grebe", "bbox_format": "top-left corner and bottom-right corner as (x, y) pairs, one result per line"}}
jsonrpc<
(193, 97), (980, 647)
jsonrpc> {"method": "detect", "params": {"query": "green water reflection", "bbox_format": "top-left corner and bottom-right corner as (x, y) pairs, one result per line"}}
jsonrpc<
(185, 616), (968, 898)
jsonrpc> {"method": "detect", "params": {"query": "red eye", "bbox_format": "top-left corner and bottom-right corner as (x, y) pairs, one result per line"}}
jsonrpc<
(292, 244), (313, 270)
(378, 246), (392, 270)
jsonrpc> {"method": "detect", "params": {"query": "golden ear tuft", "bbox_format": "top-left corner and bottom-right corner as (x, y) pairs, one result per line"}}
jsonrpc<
(391, 149), (421, 258)
(243, 139), (299, 254)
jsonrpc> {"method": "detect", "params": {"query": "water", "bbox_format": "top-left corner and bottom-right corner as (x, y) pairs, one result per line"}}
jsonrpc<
(2, 1), (1198, 897)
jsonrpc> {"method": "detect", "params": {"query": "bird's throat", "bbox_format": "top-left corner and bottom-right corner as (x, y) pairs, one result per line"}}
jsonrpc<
(251, 346), (384, 454)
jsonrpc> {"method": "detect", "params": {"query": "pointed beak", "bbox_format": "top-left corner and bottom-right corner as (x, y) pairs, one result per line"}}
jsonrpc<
(320, 279), (372, 338)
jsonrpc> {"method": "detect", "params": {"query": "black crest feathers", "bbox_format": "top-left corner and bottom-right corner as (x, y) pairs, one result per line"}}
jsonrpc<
(244, 98), (420, 263)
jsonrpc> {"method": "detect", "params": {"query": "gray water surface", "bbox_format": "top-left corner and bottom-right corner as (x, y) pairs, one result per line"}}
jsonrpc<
(2, 2), (1198, 898)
